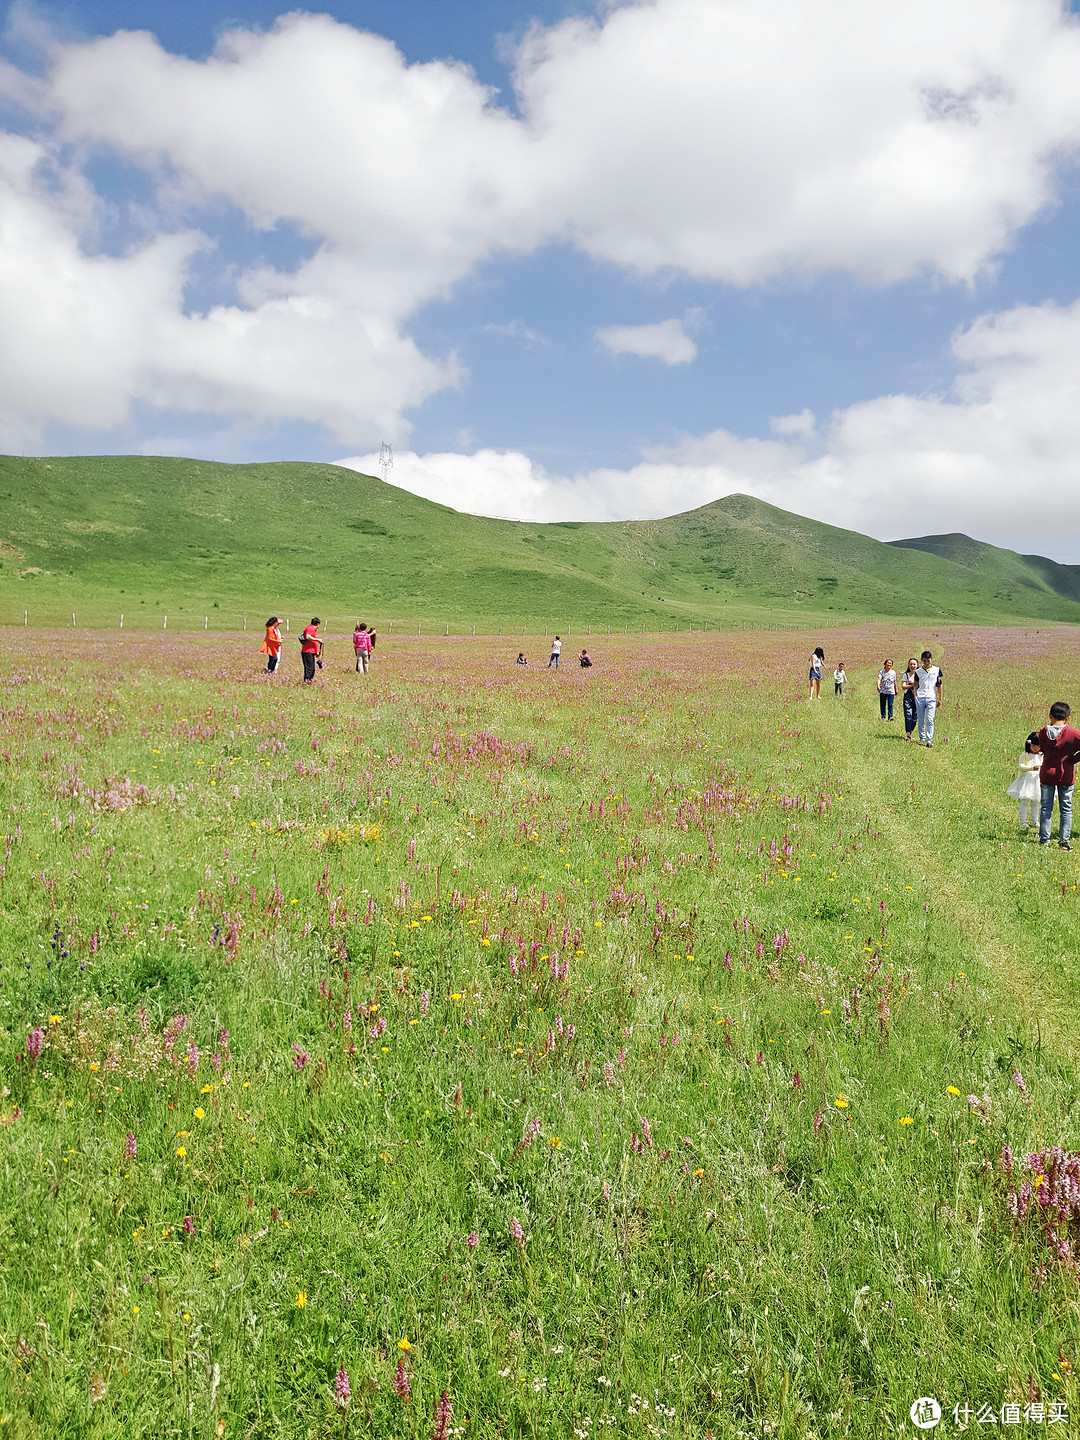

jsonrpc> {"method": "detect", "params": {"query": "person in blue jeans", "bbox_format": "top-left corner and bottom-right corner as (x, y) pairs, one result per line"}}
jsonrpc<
(914, 650), (944, 747)
(548, 636), (562, 669)
(1037, 701), (1080, 850)
(877, 659), (896, 720)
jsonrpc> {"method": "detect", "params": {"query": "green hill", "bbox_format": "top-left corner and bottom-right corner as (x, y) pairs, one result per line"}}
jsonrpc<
(2, 453), (1079, 630)
(889, 532), (1080, 607)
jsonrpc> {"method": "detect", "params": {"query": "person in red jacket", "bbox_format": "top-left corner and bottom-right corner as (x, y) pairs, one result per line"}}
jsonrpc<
(300, 617), (322, 684)
(1037, 701), (1080, 849)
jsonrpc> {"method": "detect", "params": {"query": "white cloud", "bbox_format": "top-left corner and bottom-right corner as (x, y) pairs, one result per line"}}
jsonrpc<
(515, 0), (1080, 284)
(771, 410), (817, 439)
(0, 134), (456, 449)
(4, 0), (1080, 447)
(338, 297), (1080, 558)
(596, 318), (697, 364)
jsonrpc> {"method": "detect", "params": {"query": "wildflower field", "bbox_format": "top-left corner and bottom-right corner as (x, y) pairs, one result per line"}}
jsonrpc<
(2, 624), (1079, 1439)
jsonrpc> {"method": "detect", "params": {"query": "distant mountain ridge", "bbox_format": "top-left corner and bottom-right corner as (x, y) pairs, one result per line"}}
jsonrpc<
(1, 454), (1079, 628)
(888, 533), (1080, 607)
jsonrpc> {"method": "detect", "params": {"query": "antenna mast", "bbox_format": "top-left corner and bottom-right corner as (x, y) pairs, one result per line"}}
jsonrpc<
(379, 442), (394, 485)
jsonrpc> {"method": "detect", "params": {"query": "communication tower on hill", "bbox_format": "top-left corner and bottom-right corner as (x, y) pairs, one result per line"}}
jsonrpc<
(379, 442), (394, 485)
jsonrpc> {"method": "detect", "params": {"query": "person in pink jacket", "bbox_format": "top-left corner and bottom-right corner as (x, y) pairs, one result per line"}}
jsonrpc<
(352, 622), (377, 674)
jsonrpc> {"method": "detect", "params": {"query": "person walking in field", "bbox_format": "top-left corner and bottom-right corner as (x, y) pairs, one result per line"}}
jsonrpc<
(353, 622), (374, 674)
(261, 616), (282, 674)
(548, 636), (562, 669)
(808, 647), (824, 699)
(300, 617), (322, 684)
(833, 662), (847, 697)
(900, 658), (919, 741)
(1036, 702), (1080, 849)
(1007, 732), (1042, 831)
(877, 659), (896, 720)
(914, 650), (944, 747)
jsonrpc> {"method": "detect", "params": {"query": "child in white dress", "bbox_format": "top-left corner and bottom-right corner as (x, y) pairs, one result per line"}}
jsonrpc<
(1006, 732), (1042, 828)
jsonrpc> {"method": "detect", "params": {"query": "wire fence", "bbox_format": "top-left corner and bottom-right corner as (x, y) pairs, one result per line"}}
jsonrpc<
(0, 604), (866, 637)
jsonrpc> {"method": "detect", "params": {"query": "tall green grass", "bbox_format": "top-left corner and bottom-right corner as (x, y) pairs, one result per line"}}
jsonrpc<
(1, 625), (1078, 1438)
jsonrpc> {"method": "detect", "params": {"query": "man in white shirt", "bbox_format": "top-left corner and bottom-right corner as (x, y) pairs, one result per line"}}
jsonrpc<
(914, 649), (944, 747)
(548, 635), (562, 670)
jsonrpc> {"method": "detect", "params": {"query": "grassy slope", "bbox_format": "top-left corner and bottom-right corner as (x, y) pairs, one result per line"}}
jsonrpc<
(3, 454), (1080, 629)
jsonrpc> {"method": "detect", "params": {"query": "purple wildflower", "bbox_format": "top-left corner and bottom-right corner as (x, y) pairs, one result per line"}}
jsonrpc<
(124, 1132), (137, 1161)
(431, 1390), (452, 1440)
(182, 1215), (195, 1236)
(334, 1363), (351, 1409)
(392, 1357), (411, 1401)
(292, 1042), (311, 1070)
(186, 1042), (200, 1077)
(465, 1229), (479, 1249)
(509, 1217), (525, 1248)
(420, 991), (430, 1017)
(26, 1027), (45, 1063)
(1013, 1069), (1031, 1104)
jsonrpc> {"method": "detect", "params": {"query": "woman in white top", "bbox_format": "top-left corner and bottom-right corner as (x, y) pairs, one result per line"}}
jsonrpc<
(808, 647), (824, 700)
(877, 659), (897, 721)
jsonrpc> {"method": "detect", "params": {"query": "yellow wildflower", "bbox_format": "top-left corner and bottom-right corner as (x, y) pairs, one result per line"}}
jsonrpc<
(296, 1292), (307, 1307)
(834, 1095), (849, 1109)
(397, 1338), (410, 1352)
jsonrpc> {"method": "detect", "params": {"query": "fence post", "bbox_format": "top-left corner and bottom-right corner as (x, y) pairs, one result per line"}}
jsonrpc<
(163, 616), (168, 630)
(205, 616), (208, 630)
(24, 609), (27, 626)
(389, 621), (393, 634)
(244, 616), (247, 631)
(72, 612), (76, 628)
(445, 622), (449, 636)
(120, 614), (124, 629)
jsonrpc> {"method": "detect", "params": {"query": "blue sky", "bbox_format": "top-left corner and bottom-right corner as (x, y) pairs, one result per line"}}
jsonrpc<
(4, 0), (1080, 556)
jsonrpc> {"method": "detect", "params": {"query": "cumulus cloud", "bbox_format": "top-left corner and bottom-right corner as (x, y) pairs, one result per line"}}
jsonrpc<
(0, 0), (1078, 448)
(338, 297), (1080, 558)
(0, 133), (456, 450)
(596, 318), (697, 364)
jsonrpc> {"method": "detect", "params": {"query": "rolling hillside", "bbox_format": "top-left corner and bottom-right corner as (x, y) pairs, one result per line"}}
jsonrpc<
(2, 453), (1080, 629)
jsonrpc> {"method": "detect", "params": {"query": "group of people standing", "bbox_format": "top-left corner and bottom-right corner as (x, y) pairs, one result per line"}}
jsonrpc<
(876, 652), (944, 746)
(809, 646), (945, 746)
(259, 617), (377, 683)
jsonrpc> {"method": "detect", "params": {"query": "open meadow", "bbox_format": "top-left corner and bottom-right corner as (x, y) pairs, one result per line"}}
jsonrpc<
(1, 624), (1079, 1439)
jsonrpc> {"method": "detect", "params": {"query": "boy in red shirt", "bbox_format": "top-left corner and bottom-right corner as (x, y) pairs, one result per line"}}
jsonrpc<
(300, 617), (322, 684)
(1037, 701), (1080, 850)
